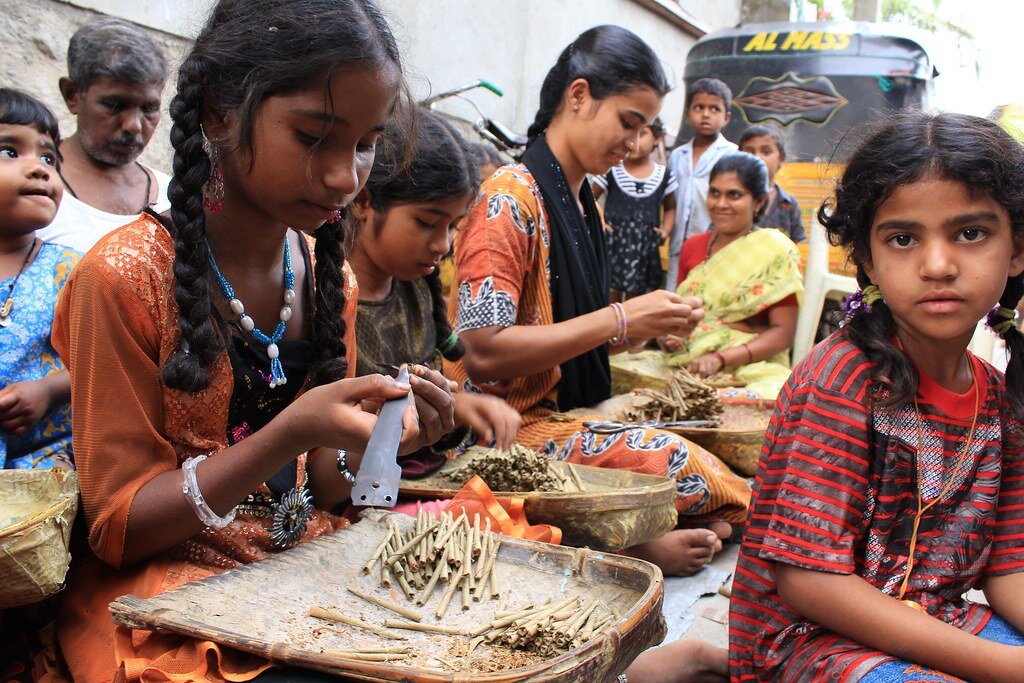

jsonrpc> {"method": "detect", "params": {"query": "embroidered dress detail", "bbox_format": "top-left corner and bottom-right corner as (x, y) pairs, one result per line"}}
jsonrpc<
(206, 235), (295, 388)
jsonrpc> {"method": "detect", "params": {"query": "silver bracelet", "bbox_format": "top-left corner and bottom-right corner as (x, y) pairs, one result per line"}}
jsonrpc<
(181, 454), (237, 529)
(336, 449), (357, 484)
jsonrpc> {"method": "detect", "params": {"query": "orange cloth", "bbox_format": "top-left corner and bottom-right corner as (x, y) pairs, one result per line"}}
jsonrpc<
(444, 476), (562, 544)
(46, 215), (359, 683)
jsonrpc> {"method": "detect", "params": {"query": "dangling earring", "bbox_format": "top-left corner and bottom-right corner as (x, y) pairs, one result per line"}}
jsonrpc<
(326, 209), (342, 224)
(203, 146), (225, 213)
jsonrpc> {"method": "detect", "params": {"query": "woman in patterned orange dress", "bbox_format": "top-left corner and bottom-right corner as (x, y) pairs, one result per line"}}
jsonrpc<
(445, 26), (751, 579)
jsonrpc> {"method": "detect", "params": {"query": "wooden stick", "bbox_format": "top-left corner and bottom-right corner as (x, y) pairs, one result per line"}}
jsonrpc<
(474, 533), (491, 581)
(308, 606), (406, 640)
(383, 619), (472, 636)
(384, 518), (440, 567)
(567, 462), (585, 491)
(320, 651), (410, 662)
(394, 570), (416, 600)
(429, 514), (451, 560)
(489, 540), (501, 599)
(471, 513), (482, 559)
(325, 646), (410, 654)
(435, 573), (461, 619)
(361, 528), (393, 575)
(346, 586), (423, 622)
(415, 545), (448, 606)
(496, 589), (510, 612)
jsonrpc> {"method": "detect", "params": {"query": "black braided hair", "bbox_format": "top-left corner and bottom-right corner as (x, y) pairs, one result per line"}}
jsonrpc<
(996, 274), (1024, 420)
(526, 25), (670, 143)
(361, 108), (480, 361)
(161, 0), (408, 392)
(818, 111), (1024, 419)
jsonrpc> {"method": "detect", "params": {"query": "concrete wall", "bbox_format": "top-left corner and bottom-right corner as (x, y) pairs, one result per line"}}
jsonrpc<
(0, 0), (190, 172)
(0, 0), (741, 174)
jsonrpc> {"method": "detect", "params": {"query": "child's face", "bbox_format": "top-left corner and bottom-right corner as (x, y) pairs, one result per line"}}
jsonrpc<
(707, 171), (760, 235)
(864, 175), (1024, 346)
(686, 93), (729, 139)
(565, 84), (662, 176)
(216, 64), (398, 231)
(740, 135), (783, 181)
(356, 193), (471, 282)
(0, 124), (62, 236)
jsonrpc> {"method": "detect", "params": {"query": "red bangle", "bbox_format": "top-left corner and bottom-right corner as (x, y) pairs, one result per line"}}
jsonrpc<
(742, 343), (754, 364)
(711, 350), (726, 368)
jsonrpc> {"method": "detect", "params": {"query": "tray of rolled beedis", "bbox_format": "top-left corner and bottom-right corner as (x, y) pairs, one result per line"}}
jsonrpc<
(398, 445), (677, 552)
(109, 509), (667, 682)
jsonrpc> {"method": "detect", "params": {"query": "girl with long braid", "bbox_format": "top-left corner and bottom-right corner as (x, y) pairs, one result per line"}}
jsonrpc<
(46, 1), (455, 680)
(350, 108), (522, 461)
(445, 26), (751, 578)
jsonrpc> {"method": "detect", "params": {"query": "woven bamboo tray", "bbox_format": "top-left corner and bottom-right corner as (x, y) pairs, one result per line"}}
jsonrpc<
(663, 401), (773, 476)
(109, 511), (666, 682)
(399, 459), (677, 552)
(0, 468), (79, 608)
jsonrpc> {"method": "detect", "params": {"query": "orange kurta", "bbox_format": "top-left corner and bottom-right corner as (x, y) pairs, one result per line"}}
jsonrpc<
(47, 215), (358, 682)
(445, 166), (750, 523)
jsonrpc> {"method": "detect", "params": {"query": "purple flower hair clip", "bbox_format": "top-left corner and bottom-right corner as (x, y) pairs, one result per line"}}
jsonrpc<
(840, 285), (882, 327)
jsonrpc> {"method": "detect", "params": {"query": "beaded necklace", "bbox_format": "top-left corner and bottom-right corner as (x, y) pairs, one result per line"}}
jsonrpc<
(206, 235), (295, 388)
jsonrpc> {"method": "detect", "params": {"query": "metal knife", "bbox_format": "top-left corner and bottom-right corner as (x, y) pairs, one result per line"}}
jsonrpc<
(351, 366), (409, 508)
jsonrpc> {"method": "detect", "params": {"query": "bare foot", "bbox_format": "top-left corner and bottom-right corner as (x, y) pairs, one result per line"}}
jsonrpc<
(623, 529), (723, 576)
(623, 638), (728, 682)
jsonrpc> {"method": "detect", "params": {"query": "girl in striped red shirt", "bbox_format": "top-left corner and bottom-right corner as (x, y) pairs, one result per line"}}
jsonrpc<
(729, 112), (1024, 682)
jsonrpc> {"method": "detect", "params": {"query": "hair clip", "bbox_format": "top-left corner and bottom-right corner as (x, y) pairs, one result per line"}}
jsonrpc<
(840, 285), (882, 327)
(986, 305), (1021, 338)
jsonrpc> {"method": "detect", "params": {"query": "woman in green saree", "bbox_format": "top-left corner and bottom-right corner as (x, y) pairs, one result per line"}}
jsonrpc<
(670, 152), (803, 398)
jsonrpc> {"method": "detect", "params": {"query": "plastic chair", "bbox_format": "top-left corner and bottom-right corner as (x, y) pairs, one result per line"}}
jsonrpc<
(792, 218), (858, 365)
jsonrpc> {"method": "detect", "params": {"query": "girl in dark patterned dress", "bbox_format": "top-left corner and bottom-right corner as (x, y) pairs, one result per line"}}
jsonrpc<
(730, 112), (1024, 682)
(593, 117), (676, 301)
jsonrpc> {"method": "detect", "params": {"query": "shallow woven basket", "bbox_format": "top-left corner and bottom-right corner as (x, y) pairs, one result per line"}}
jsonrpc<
(0, 468), (79, 608)
(400, 460), (677, 552)
(665, 400), (774, 477)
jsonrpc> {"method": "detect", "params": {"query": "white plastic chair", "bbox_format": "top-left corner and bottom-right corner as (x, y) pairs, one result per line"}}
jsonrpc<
(792, 218), (858, 365)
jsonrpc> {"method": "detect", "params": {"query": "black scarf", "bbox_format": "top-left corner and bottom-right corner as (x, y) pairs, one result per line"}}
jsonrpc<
(521, 136), (611, 411)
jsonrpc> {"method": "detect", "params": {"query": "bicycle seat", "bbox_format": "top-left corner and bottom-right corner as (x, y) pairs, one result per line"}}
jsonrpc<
(485, 119), (528, 149)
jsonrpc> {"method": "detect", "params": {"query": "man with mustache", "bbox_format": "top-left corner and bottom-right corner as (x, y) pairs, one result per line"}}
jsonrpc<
(38, 17), (169, 253)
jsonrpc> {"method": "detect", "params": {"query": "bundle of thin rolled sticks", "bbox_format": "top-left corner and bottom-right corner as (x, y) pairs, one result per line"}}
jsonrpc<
(468, 594), (617, 656)
(310, 510), (616, 658)
(363, 509), (503, 620)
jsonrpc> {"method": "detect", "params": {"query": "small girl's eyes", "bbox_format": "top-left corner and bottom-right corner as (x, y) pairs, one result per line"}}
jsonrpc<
(40, 153), (56, 166)
(296, 131), (321, 146)
(888, 233), (916, 248)
(957, 227), (985, 242)
(0, 147), (16, 159)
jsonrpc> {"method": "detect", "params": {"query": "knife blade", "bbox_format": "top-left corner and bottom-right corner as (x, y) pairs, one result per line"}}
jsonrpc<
(351, 366), (409, 508)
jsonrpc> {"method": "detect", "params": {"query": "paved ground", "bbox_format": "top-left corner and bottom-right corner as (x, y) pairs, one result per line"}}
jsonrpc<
(660, 543), (738, 649)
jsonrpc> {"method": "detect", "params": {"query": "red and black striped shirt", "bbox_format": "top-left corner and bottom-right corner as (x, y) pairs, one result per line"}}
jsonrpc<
(729, 332), (1024, 682)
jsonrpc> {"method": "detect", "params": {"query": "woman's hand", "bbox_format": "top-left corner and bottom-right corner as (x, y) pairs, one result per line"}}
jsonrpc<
(0, 379), (53, 435)
(286, 374), (414, 454)
(454, 392), (523, 449)
(622, 291), (704, 344)
(403, 365), (457, 452)
(688, 352), (724, 378)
